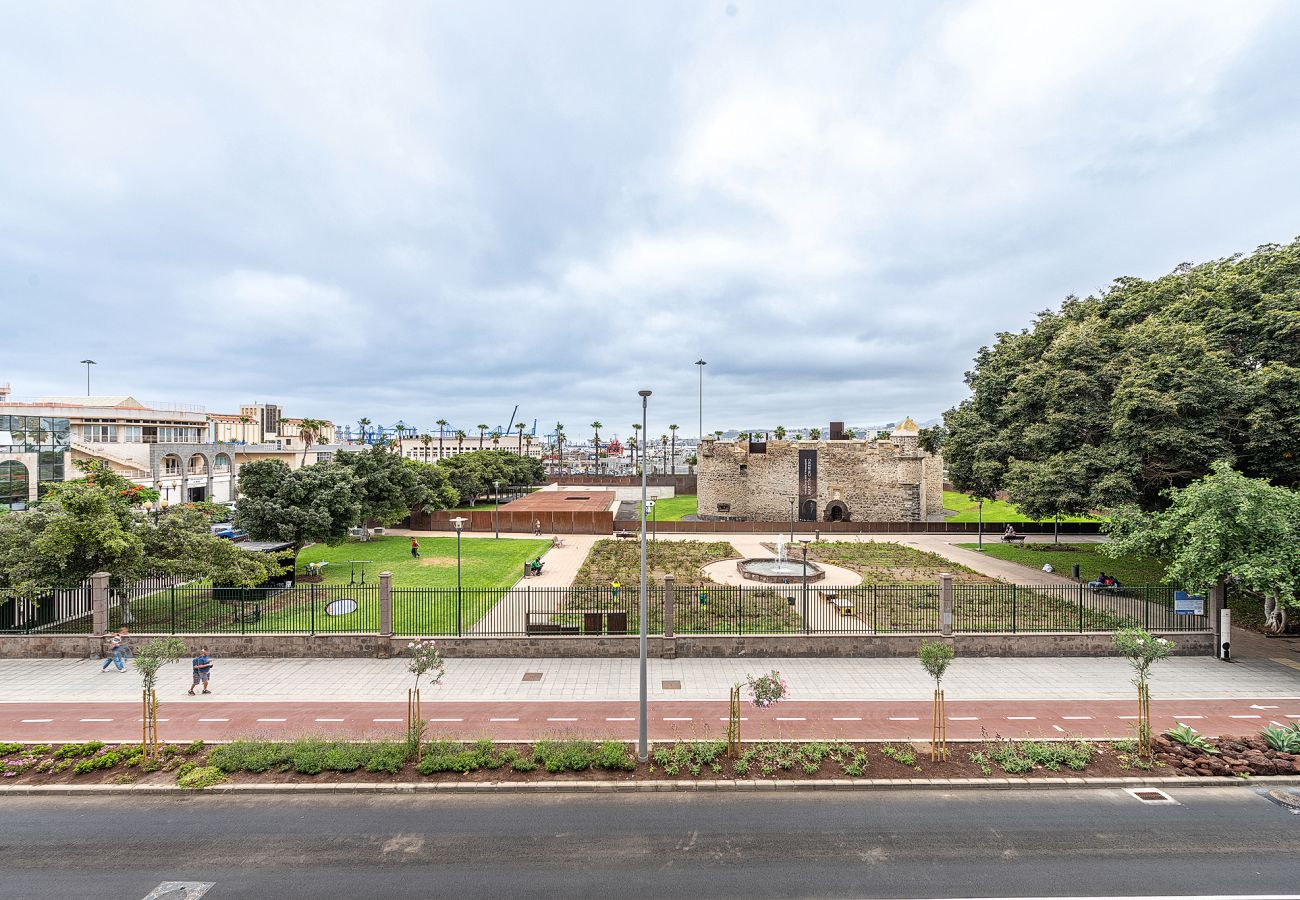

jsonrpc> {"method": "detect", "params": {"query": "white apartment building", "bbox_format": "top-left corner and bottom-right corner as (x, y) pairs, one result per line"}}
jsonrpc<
(398, 433), (546, 463)
(207, 403), (336, 449)
(0, 394), (237, 508)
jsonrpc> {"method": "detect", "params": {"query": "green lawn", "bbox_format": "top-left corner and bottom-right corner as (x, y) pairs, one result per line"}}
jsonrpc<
(298, 535), (552, 588)
(956, 542), (1169, 585)
(943, 491), (1102, 523)
(634, 494), (697, 521)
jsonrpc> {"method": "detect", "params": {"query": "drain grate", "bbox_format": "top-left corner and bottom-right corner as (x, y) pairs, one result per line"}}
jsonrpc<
(662, 680), (682, 690)
(1262, 788), (1300, 814)
(521, 672), (543, 682)
(1124, 787), (1178, 804)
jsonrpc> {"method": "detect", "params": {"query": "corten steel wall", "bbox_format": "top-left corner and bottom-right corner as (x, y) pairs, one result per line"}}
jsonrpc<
(549, 474), (697, 492)
(0, 631), (1212, 659)
(651, 520), (1105, 535)
(405, 509), (615, 533)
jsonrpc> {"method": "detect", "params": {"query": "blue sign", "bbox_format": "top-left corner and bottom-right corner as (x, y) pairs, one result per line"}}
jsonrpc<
(1174, 591), (1205, 616)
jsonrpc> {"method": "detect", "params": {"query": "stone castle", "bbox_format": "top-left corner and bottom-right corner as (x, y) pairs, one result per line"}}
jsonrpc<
(697, 418), (943, 523)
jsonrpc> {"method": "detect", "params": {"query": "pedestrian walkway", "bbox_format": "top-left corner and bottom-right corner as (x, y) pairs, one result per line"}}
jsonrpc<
(3, 655), (1294, 703)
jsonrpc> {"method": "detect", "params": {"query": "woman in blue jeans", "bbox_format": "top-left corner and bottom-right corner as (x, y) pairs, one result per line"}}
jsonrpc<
(100, 627), (130, 671)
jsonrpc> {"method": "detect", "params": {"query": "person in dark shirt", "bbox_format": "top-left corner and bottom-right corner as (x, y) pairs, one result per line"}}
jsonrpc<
(189, 648), (213, 695)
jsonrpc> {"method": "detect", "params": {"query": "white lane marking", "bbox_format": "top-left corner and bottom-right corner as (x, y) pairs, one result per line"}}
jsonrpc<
(20, 719), (52, 723)
(1174, 715), (1204, 719)
(197, 718), (229, 722)
(663, 717), (693, 722)
(489, 717), (519, 722)
(948, 717), (979, 721)
(776, 717), (806, 721)
(1007, 716), (1036, 720)
(1053, 725), (1066, 733)
(1117, 715), (1139, 719)
(315, 718), (345, 722)
(718, 717), (749, 722)
(256, 718), (287, 723)
(832, 717), (863, 721)
(373, 718), (404, 722)
(1287, 715), (1300, 719)
(546, 717), (579, 722)
(605, 717), (635, 722)
(430, 718), (463, 722)
(1062, 716), (1093, 720)
(889, 717), (920, 721)
(1230, 715), (1262, 719)
(79, 718), (113, 722)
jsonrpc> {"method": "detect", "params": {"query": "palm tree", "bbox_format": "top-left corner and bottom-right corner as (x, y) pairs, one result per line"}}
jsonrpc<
(523, 432), (534, 461)
(477, 424), (488, 450)
(809, 427), (822, 441)
(713, 430), (723, 440)
(357, 417), (371, 445)
(628, 436), (638, 474)
(490, 431), (500, 451)
(669, 424), (679, 475)
(660, 434), (668, 474)
(631, 422), (642, 472)
(516, 422), (526, 455)
(297, 417), (327, 466)
(774, 425), (786, 440)
(419, 433), (433, 462)
(843, 427), (856, 440)
(435, 419), (449, 460)
(590, 421), (603, 474)
(554, 423), (565, 472)
(455, 430), (466, 454)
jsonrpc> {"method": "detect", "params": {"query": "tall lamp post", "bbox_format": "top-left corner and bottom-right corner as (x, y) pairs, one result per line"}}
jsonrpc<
(976, 498), (985, 551)
(493, 480), (500, 539)
(799, 537), (811, 634)
(637, 389), (652, 763)
(451, 516), (467, 635)
(789, 497), (796, 543)
(694, 359), (706, 445)
(80, 359), (96, 396)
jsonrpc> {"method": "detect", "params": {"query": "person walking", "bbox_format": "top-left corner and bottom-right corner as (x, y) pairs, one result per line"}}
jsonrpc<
(100, 627), (129, 672)
(410, 537), (420, 558)
(188, 647), (213, 695)
(611, 579), (621, 602)
(533, 519), (541, 536)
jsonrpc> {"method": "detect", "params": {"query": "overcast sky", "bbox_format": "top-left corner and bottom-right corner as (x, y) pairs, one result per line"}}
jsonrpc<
(3, 1), (1299, 441)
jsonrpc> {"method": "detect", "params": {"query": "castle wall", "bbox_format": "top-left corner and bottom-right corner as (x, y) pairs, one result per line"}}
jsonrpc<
(698, 439), (943, 523)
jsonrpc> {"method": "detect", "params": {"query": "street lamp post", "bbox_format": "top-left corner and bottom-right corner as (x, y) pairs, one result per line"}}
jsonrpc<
(637, 389), (652, 763)
(789, 497), (795, 543)
(694, 359), (706, 445)
(80, 359), (96, 396)
(493, 480), (500, 539)
(977, 498), (985, 551)
(799, 538), (811, 635)
(451, 516), (467, 635)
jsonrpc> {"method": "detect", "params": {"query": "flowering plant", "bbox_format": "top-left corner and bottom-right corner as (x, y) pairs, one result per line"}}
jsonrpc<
(407, 639), (446, 691)
(746, 670), (789, 708)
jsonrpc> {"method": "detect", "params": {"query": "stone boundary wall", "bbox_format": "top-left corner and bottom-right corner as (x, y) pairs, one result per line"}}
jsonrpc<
(552, 474), (696, 493)
(652, 520), (1106, 535)
(0, 631), (1212, 660)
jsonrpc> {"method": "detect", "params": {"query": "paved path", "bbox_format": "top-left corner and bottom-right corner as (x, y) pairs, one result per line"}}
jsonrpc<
(3, 655), (1296, 743)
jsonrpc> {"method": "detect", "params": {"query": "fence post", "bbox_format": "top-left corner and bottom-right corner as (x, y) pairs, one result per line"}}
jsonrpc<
(379, 572), (393, 638)
(939, 573), (953, 636)
(663, 574), (675, 639)
(1078, 582), (1084, 633)
(90, 572), (109, 636)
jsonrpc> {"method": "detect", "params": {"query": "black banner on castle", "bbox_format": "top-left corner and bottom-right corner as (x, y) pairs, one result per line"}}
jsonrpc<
(798, 449), (817, 520)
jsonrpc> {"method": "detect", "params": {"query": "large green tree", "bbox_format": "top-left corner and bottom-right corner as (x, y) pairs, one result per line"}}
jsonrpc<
(234, 458), (360, 560)
(1105, 462), (1300, 634)
(334, 444), (423, 530)
(942, 239), (1300, 514)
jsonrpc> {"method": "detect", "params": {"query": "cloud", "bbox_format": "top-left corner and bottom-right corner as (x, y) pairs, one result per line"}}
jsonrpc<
(1, 0), (1298, 437)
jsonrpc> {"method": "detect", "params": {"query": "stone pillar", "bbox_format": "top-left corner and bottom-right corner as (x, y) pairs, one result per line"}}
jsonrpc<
(90, 571), (110, 638)
(939, 573), (953, 637)
(379, 572), (393, 637)
(663, 574), (675, 639)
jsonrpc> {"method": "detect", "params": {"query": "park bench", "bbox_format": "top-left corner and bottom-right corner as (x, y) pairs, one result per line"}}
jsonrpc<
(1001, 533), (1026, 544)
(302, 561), (329, 582)
(552, 536), (566, 548)
(819, 590), (854, 616)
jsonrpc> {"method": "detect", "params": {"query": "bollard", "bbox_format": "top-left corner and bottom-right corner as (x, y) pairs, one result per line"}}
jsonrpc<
(939, 573), (953, 636)
(663, 574), (675, 639)
(379, 572), (393, 637)
(1071, 564), (1080, 581)
(90, 571), (110, 638)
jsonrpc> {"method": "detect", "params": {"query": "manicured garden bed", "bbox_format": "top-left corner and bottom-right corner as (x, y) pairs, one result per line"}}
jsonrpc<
(298, 534), (553, 589)
(957, 542), (1168, 585)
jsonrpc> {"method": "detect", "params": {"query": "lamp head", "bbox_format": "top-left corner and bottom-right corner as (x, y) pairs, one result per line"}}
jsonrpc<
(638, 390), (652, 398)
(450, 516), (467, 531)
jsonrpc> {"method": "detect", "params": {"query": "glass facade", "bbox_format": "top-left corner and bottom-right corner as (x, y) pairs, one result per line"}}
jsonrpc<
(0, 415), (71, 452)
(0, 460), (29, 509)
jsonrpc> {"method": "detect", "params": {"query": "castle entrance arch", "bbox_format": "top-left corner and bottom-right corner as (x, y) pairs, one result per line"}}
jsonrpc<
(825, 500), (849, 522)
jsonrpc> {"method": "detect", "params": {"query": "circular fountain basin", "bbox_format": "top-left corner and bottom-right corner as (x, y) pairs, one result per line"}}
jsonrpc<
(737, 557), (826, 584)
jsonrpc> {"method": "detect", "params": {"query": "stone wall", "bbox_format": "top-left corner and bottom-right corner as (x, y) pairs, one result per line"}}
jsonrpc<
(0, 631), (1212, 659)
(698, 437), (943, 523)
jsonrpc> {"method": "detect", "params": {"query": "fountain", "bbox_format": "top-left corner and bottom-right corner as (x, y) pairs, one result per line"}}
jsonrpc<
(735, 539), (825, 584)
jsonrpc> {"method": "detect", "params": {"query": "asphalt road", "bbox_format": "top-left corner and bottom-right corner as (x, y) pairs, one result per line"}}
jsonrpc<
(2, 787), (1299, 899)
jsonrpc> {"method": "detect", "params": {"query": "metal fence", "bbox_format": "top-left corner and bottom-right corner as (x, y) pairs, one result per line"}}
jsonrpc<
(1, 580), (1211, 637)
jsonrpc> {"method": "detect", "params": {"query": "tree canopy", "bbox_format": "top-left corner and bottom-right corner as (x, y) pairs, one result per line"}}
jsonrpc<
(942, 239), (1300, 515)
(1105, 462), (1300, 633)
(235, 458), (360, 557)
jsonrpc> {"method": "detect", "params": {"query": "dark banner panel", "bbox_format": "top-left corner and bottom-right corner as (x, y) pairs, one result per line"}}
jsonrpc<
(798, 449), (817, 520)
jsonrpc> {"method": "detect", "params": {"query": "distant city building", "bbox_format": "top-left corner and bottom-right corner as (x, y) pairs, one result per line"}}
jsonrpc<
(207, 402), (336, 449)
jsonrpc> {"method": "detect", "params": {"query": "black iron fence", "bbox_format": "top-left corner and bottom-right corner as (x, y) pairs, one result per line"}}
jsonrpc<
(1, 580), (1210, 637)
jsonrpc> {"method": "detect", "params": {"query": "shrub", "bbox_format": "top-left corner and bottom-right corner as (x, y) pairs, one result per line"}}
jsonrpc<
(55, 741), (104, 759)
(365, 743), (408, 775)
(208, 740), (292, 773)
(1165, 724), (1218, 755)
(533, 740), (597, 773)
(1260, 723), (1300, 753)
(182, 740), (206, 756)
(72, 750), (122, 775)
(289, 740), (329, 775)
(880, 743), (916, 766)
(323, 745), (365, 773)
(177, 765), (228, 790)
(0, 742), (23, 756)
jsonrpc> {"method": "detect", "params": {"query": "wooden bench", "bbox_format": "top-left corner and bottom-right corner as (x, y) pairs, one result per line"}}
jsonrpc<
(1001, 534), (1026, 543)
(819, 590), (854, 615)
